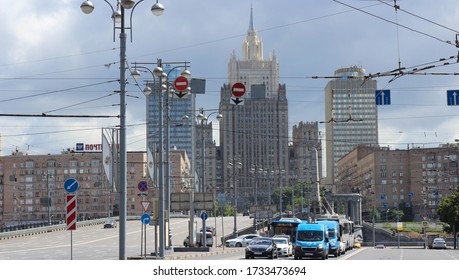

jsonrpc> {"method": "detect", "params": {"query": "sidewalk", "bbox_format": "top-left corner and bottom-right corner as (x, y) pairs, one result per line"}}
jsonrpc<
(128, 247), (244, 260)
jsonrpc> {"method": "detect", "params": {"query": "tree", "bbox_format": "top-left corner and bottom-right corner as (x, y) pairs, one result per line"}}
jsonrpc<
(437, 191), (459, 249)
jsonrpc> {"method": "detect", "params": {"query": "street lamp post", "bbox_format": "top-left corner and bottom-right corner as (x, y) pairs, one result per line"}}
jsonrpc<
(196, 109), (222, 246)
(80, 0), (164, 260)
(132, 60), (190, 254)
(184, 108), (222, 246)
(228, 159), (242, 237)
(43, 173), (52, 226)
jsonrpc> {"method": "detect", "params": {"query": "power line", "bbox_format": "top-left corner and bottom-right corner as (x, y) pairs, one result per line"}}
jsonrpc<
(333, 0), (456, 46)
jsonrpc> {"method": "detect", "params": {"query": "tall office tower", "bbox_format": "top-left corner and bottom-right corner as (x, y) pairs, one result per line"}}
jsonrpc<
(289, 121), (323, 213)
(324, 66), (378, 187)
(290, 121), (322, 183)
(219, 8), (289, 211)
(146, 65), (197, 190)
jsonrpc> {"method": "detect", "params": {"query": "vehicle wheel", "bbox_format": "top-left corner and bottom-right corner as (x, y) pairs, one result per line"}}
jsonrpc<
(236, 242), (242, 247)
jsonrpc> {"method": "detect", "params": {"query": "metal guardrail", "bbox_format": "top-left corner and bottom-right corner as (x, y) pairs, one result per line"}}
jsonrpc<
(0, 218), (111, 240)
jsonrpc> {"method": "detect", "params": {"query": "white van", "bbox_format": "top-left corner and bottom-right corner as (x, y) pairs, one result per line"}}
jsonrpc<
(197, 231), (213, 247)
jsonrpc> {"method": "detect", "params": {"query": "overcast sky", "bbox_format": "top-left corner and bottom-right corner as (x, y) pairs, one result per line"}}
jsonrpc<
(1, 0), (459, 156)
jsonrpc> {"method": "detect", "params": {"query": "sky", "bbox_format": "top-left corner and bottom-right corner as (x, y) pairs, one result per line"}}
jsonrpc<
(2, 0), (459, 156)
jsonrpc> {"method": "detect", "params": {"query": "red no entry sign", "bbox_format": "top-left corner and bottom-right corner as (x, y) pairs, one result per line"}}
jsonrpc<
(231, 82), (246, 97)
(174, 76), (189, 92)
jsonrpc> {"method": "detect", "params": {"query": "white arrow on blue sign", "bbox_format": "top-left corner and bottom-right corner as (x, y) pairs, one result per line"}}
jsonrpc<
(375, 90), (391, 105)
(200, 211), (208, 221)
(64, 178), (79, 193)
(141, 213), (151, 225)
(447, 90), (459, 105)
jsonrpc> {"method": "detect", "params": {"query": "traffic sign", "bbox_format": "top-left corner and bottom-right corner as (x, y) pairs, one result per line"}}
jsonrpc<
(174, 76), (189, 92)
(66, 194), (77, 230)
(141, 213), (151, 225)
(231, 82), (246, 97)
(200, 211), (208, 221)
(64, 178), (79, 193)
(375, 89), (391, 105)
(137, 180), (148, 192)
(141, 201), (150, 212)
(447, 90), (459, 105)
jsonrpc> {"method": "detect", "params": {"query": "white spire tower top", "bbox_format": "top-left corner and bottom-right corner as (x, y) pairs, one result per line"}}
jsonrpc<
(242, 5), (263, 61)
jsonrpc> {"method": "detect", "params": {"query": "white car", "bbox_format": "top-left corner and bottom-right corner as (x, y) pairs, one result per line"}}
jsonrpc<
(225, 234), (260, 247)
(272, 237), (293, 257)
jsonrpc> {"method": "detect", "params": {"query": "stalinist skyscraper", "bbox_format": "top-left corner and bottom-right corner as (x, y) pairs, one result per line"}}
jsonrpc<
(219, 8), (289, 211)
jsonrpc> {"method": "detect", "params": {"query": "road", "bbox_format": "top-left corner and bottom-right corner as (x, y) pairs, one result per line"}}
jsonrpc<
(1, 215), (458, 260)
(0, 215), (255, 260)
(190, 246), (459, 260)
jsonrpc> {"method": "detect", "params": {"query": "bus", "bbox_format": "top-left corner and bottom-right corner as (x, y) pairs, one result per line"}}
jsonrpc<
(316, 214), (354, 251)
(270, 218), (302, 242)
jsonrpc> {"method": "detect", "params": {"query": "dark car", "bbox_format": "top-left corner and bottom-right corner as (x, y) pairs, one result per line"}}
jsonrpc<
(245, 237), (278, 259)
(103, 219), (117, 228)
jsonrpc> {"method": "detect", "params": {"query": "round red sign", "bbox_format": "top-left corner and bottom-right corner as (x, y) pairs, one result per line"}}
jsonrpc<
(174, 76), (189, 91)
(231, 82), (246, 97)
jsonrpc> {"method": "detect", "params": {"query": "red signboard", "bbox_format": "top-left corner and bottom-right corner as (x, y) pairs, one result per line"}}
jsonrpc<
(66, 194), (77, 231)
(174, 76), (189, 92)
(231, 82), (246, 97)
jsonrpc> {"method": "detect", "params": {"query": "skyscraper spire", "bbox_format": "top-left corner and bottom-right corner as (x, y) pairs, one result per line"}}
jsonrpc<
(249, 3), (254, 32)
(242, 5), (263, 61)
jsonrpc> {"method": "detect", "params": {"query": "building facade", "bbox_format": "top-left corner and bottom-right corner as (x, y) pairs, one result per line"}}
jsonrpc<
(324, 66), (378, 186)
(0, 150), (158, 229)
(218, 8), (289, 211)
(336, 144), (459, 222)
(288, 122), (323, 213)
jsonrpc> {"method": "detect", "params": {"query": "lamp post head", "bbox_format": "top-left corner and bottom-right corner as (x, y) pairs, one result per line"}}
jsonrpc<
(120, 0), (136, 9)
(80, 0), (95, 14)
(111, 9), (122, 23)
(181, 69), (191, 79)
(151, 2), (165, 16)
(153, 66), (163, 77)
(131, 69), (141, 79)
(143, 86), (152, 96)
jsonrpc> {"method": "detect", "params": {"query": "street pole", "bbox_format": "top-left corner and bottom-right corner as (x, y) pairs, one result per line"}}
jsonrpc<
(157, 58), (165, 258)
(118, 6), (128, 260)
(46, 174), (51, 226)
(201, 109), (207, 247)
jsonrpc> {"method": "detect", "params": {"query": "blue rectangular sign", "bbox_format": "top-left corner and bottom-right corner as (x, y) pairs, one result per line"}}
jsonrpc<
(375, 90), (391, 105)
(447, 90), (459, 105)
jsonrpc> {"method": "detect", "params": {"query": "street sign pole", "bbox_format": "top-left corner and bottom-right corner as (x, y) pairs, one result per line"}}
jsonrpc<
(64, 178), (79, 260)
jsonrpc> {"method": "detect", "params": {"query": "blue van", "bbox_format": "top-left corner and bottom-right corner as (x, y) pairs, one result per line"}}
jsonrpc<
(294, 223), (329, 260)
(317, 220), (341, 257)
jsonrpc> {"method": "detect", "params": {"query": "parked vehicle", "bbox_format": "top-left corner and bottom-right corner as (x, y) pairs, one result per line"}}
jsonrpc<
(200, 226), (216, 236)
(317, 220), (342, 257)
(226, 234), (260, 247)
(294, 223), (329, 260)
(103, 219), (117, 229)
(431, 238), (447, 249)
(272, 236), (293, 257)
(427, 234), (440, 249)
(184, 231), (213, 247)
(245, 237), (278, 259)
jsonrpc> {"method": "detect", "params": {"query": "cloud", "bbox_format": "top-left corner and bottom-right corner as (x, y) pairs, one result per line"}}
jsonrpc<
(2, 0), (459, 156)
